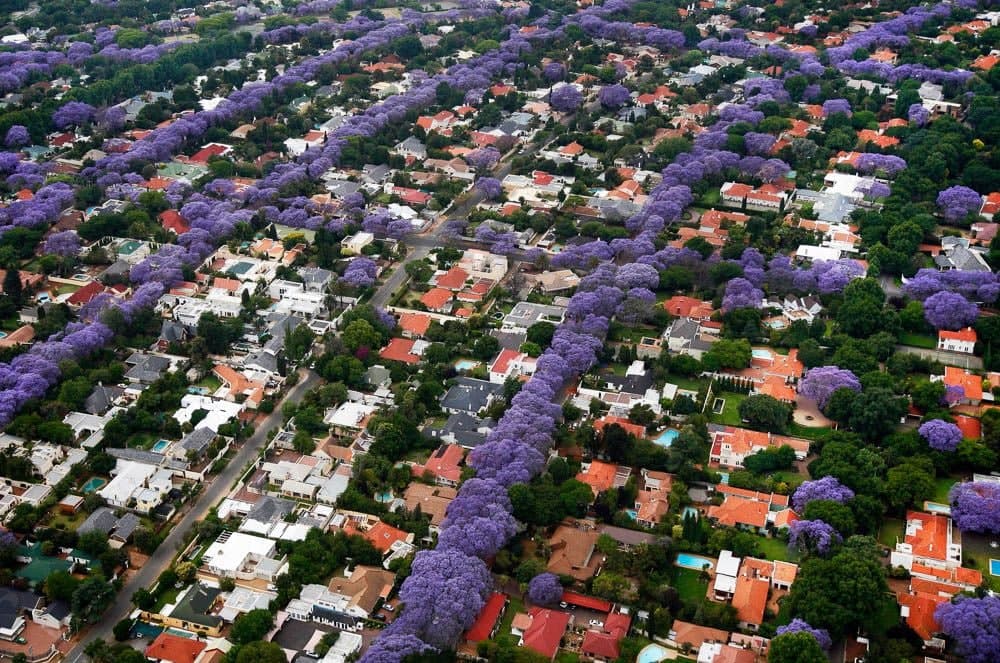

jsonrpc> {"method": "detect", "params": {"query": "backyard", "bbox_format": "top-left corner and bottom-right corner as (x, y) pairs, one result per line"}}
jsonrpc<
(879, 517), (904, 548)
(671, 567), (709, 603)
(709, 392), (747, 427)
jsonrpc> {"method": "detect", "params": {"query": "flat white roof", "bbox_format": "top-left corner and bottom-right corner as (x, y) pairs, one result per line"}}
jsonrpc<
(717, 550), (742, 577)
(99, 460), (156, 505)
(324, 402), (377, 429)
(174, 394), (242, 432)
(203, 532), (275, 573)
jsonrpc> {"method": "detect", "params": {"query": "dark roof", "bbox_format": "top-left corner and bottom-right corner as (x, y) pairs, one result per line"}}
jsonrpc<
(602, 369), (654, 395)
(159, 320), (187, 344)
(425, 412), (495, 449)
(273, 617), (335, 650)
(44, 600), (70, 620)
(77, 507), (118, 536)
(440, 378), (502, 414)
(0, 589), (41, 629)
(311, 603), (362, 628)
(84, 384), (124, 415)
(490, 329), (527, 350)
(112, 512), (141, 541)
(181, 427), (215, 454)
(247, 495), (295, 525)
(168, 583), (223, 629)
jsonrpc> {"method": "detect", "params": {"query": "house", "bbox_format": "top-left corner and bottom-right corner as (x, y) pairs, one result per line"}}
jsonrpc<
(440, 377), (502, 415)
(501, 302), (566, 332)
(341, 231), (374, 254)
(409, 444), (465, 487)
(662, 295), (715, 320)
(403, 483), (457, 531)
(124, 352), (173, 384)
(517, 608), (571, 661)
(98, 459), (170, 513)
(393, 137), (427, 160)
(575, 460), (630, 497)
(668, 620), (730, 651)
(145, 632), (207, 663)
(420, 287), (453, 313)
(398, 312), (432, 338)
(424, 411), (495, 449)
(938, 328), (977, 354)
(634, 469), (671, 528)
(708, 425), (810, 469)
(707, 486), (798, 533)
(465, 593), (508, 643)
(547, 524), (603, 581)
(83, 383), (124, 415)
(662, 318), (719, 359)
(201, 531), (282, 580)
(0, 589), (41, 641)
(379, 338), (424, 365)
(731, 574), (769, 630)
(581, 612), (631, 662)
(489, 349), (537, 383)
(936, 366), (984, 405)
(889, 511), (966, 577)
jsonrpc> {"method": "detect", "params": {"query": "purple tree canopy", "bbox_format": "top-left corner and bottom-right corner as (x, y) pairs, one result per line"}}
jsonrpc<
(822, 98), (852, 117)
(598, 84), (630, 109)
(527, 573), (563, 606)
(798, 366), (862, 408)
(550, 85), (583, 112)
(775, 619), (833, 650)
(475, 177), (502, 200)
(465, 147), (501, 172)
(936, 185), (982, 223)
(341, 257), (378, 288)
(543, 62), (566, 81)
(722, 278), (763, 312)
(789, 519), (841, 555)
(949, 482), (1000, 535)
(934, 597), (1000, 663)
(43, 230), (81, 257)
(923, 291), (978, 330)
(908, 103), (930, 126)
(918, 419), (962, 452)
(792, 477), (855, 512)
(52, 101), (96, 130)
(743, 132), (776, 156)
(4, 125), (29, 148)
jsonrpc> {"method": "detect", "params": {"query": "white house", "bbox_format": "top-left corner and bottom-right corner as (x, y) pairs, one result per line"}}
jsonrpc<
(937, 328), (976, 355)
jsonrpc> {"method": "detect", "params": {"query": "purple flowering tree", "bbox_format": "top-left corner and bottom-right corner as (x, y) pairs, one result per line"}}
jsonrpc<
(798, 366), (862, 408)
(918, 419), (962, 452)
(543, 62), (566, 81)
(789, 519), (842, 555)
(341, 257), (377, 288)
(949, 482), (1000, 535)
(475, 177), (502, 200)
(465, 147), (501, 172)
(775, 619), (833, 650)
(934, 597), (1000, 663)
(358, 634), (434, 663)
(722, 278), (763, 312)
(908, 103), (930, 127)
(792, 477), (855, 512)
(43, 230), (81, 257)
(822, 99), (852, 117)
(52, 101), (96, 130)
(4, 125), (29, 148)
(527, 573), (563, 606)
(923, 291), (978, 330)
(550, 85), (583, 112)
(598, 84), (630, 109)
(743, 132), (776, 156)
(936, 185), (983, 223)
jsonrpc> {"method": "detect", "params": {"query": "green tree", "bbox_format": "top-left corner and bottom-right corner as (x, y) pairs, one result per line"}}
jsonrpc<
(44, 570), (78, 602)
(885, 457), (935, 511)
(768, 632), (827, 663)
(342, 319), (381, 353)
(71, 576), (115, 624)
(291, 429), (316, 455)
(3, 268), (23, 305)
(803, 500), (856, 537)
(234, 641), (286, 663)
(230, 609), (275, 645)
(701, 339), (752, 371)
(737, 394), (791, 433)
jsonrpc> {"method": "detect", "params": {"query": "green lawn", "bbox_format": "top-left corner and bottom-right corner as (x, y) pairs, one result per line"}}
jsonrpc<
(555, 653), (580, 663)
(710, 392), (747, 426)
(787, 422), (839, 443)
(698, 188), (721, 206)
(197, 374), (222, 391)
(879, 517), (905, 548)
(497, 595), (524, 638)
(751, 535), (795, 562)
(672, 567), (709, 603)
(666, 374), (707, 391)
(899, 332), (936, 349)
(152, 585), (181, 613)
(54, 283), (81, 296)
(933, 476), (957, 504)
(770, 470), (806, 489)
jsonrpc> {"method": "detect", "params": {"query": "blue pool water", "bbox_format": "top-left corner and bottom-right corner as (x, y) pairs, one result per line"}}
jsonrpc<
(0, 332), (6, 339)
(652, 429), (679, 448)
(751, 348), (772, 360)
(187, 386), (210, 395)
(718, 472), (730, 484)
(923, 501), (951, 515)
(637, 644), (671, 663)
(625, 509), (638, 520)
(81, 477), (106, 493)
(990, 559), (1000, 576)
(683, 506), (699, 520)
(454, 359), (479, 372)
(676, 553), (714, 571)
(375, 491), (394, 503)
(131, 622), (163, 639)
(152, 440), (170, 453)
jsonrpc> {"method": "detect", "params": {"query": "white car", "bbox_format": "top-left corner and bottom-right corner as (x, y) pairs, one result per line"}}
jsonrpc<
(589, 619), (603, 628)
(559, 602), (568, 608)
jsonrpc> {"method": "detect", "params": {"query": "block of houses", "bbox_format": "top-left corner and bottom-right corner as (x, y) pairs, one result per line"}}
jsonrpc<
(515, 608), (572, 661)
(409, 444), (465, 487)
(440, 377), (503, 416)
(707, 485), (798, 534)
(581, 611), (631, 661)
(708, 425), (810, 469)
(937, 328), (976, 354)
(489, 348), (537, 383)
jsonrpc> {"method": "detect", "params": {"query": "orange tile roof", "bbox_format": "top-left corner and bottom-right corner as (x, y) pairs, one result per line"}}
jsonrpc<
(420, 287), (453, 311)
(522, 608), (570, 659)
(939, 327), (976, 343)
(731, 576), (769, 626)
(897, 591), (944, 640)
(593, 415), (647, 439)
(145, 633), (206, 663)
(465, 592), (507, 642)
(363, 521), (410, 553)
(904, 511), (950, 561)
(379, 338), (421, 365)
(575, 460), (619, 495)
(943, 366), (983, 401)
(669, 621), (730, 649)
(708, 496), (769, 528)
(857, 129), (899, 148)
(398, 312), (431, 337)
(953, 415), (981, 440)
(973, 54), (1000, 71)
(662, 295), (715, 319)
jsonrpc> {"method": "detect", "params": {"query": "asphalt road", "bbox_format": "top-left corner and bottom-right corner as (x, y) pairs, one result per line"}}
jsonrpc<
(65, 368), (322, 663)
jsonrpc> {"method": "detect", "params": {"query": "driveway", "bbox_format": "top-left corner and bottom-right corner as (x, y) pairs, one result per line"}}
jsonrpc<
(65, 368), (322, 663)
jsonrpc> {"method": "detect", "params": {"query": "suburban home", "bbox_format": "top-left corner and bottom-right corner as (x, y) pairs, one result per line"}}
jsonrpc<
(707, 485), (798, 534)
(708, 425), (810, 469)
(488, 348), (537, 383)
(546, 524), (604, 581)
(515, 608), (572, 661)
(409, 444), (465, 487)
(580, 612), (631, 662)
(440, 378), (503, 416)
(465, 593), (508, 644)
(937, 328), (977, 354)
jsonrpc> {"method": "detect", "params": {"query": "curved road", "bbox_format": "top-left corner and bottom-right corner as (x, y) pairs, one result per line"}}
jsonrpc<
(65, 368), (321, 663)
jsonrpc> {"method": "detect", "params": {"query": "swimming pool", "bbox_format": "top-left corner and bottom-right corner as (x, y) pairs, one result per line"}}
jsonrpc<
(990, 559), (1000, 576)
(751, 348), (772, 360)
(923, 501), (952, 515)
(454, 359), (479, 372)
(375, 491), (394, 503)
(82, 477), (106, 493)
(0, 332), (6, 339)
(652, 429), (679, 448)
(152, 440), (170, 453)
(187, 386), (210, 395)
(625, 509), (638, 520)
(717, 472), (730, 485)
(676, 553), (714, 571)
(683, 506), (699, 520)
(637, 643), (671, 663)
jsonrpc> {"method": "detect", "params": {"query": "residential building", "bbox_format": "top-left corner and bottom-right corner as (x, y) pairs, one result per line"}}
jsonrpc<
(489, 348), (537, 383)
(465, 593), (508, 643)
(546, 524), (603, 581)
(707, 485), (798, 533)
(708, 425), (810, 469)
(516, 608), (571, 661)
(409, 444), (465, 487)
(938, 328), (977, 354)
(201, 531), (283, 580)
(440, 378), (503, 415)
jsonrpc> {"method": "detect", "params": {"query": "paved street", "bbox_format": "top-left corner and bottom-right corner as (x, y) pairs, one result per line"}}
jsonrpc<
(65, 368), (322, 663)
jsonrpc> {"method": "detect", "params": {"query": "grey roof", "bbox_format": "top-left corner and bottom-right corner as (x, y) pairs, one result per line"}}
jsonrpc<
(159, 320), (187, 345)
(247, 495), (295, 525)
(299, 267), (333, 290)
(84, 384), (124, 415)
(503, 302), (565, 329)
(124, 353), (172, 384)
(395, 137), (426, 156)
(245, 349), (279, 374)
(181, 427), (216, 454)
(440, 378), (503, 414)
(311, 603), (362, 628)
(101, 259), (131, 278)
(77, 507), (118, 536)
(113, 512), (141, 541)
(364, 365), (392, 387)
(424, 412), (495, 449)
(362, 164), (391, 183)
(108, 446), (188, 470)
(326, 180), (362, 198)
(490, 329), (527, 350)
(938, 245), (991, 272)
(44, 600), (70, 621)
(603, 369), (654, 395)
(273, 617), (335, 650)
(0, 589), (41, 630)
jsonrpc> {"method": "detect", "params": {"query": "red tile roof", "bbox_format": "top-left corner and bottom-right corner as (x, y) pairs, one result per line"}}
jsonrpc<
(421, 287), (453, 311)
(66, 280), (104, 307)
(560, 591), (611, 612)
(435, 266), (469, 290)
(379, 338), (421, 365)
(522, 608), (570, 659)
(465, 592), (507, 642)
(939, 327), (976, 343)
(398, 312), (432, 337)
(145, 633), (206, 663)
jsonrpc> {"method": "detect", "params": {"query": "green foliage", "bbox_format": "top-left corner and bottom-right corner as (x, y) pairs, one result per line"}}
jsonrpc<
(768, 632), (827, 663)
(230, 609), (274, 645)
(737, 394), (791, 433)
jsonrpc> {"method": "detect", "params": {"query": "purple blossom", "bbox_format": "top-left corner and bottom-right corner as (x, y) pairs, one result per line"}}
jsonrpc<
(918, 419), (962, 452)
(550, 85), (583, 112)
(937, 185), (983, 223)
(949, 482), (1000, 535)
(743, 132), (775, 156)
(358, 634), (434, 663)
(598, 84), (630, 109)
(775, 619), (832, 650)
(52, 101), (96, 130)
(792, 477), (855, 512)
(341, 257), (377, 288)
(798, 366), (862, 408)
(527, 573), (563, 606)
(789, 519), (841, 554)
(908, 103), (930, 127)
(4, 125), (29, 148)
(923, 291), (978, 330)
(465, 147), (501, 172)
(43, 230), (81, 257)
(722, 278), (763, 312)
(475, 177), (502, 200)
(822, 99), (852, 117)
(855, 154), (907, 177)
(934, 597), (1000, 663)
(543, 62), (566, 82)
